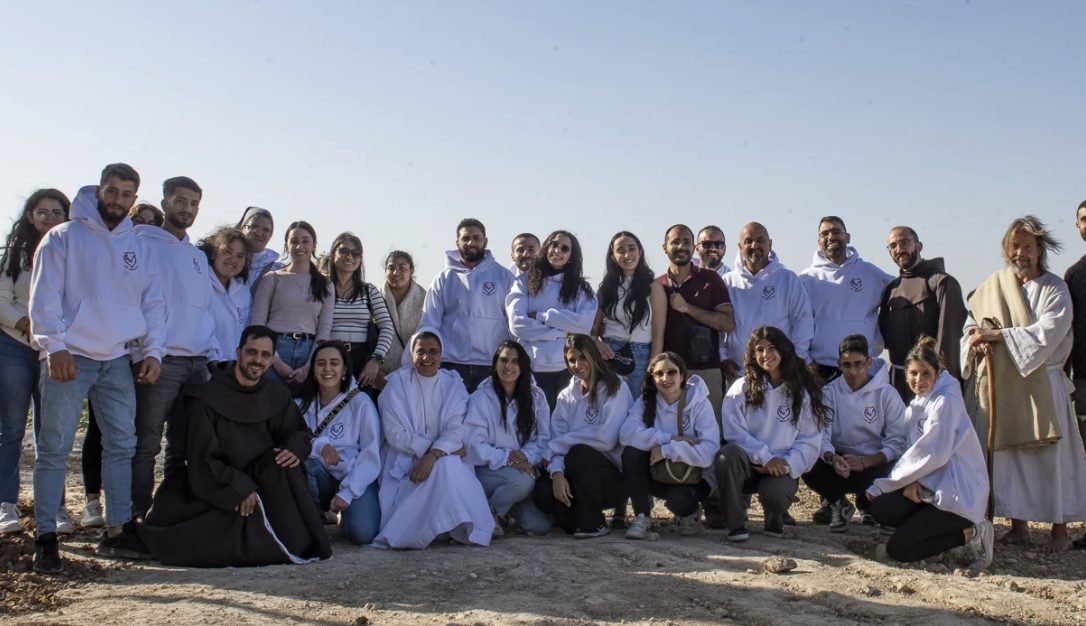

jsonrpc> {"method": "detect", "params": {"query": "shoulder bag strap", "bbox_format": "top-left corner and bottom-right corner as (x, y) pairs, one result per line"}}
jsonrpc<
(313, 388), (361, 436)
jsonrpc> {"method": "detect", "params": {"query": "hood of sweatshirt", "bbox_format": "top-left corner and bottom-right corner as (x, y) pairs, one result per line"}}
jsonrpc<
(444, 249), (500, 274)
(71, 185), (133, 236)
(900, 256), (947, 279)
(913, 369), (963, 409)
(807, 245), (859, 273)
(831, 357), (891, 398)
(733, 250), (784, 283)
(134, 223), (189, 244)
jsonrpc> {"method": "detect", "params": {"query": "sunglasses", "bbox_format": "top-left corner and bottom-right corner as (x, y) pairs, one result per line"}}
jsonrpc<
(336, 246), (362, 258)
(698, 241), (725, 249)
(549, 242), (571, 253)
(651, 368), (681, 379)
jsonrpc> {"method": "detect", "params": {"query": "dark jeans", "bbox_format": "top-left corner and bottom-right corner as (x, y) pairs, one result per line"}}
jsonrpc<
(82, 406), (103, 496)
(622, 447), (710, 517)
(801, 458), (891, 511)
(440, 362), (491, 394)
(534, 370), (572, 412)
(869, 490), (972, 562)
(714, 442), (798, 530)
(811, 363), (841, 385)
(534, 444), (624, 533)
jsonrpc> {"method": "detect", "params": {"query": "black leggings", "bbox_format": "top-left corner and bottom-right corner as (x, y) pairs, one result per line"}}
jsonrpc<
(869, 490), (972, 562)
(622, 447), (710, 517)
(81, 405), (103, 496)
(801, 459), (890, 511)
(534, 370), (572, 415)
(534, 444), (624, 533)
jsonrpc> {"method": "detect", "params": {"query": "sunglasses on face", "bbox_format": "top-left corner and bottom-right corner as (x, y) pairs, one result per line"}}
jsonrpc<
(336, 246), (362, 258)
(698, 241), (725, 249)
(549, 242), (571, 253)
(652, 368), (681, 379)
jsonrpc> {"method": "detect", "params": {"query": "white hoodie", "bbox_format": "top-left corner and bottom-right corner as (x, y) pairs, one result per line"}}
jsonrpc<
(30, 185), (166, 362)
(619, 375), (721, 467)
(507, 274), (598, 372)
(465, 377), (552, 469)
(300, 386), (383, 506)
(820, 358), (908, 460)
(722, 377), (822, 478)
(723, 251), (813, 366)
(545, 375), (632, 474)
(867, 371), (989, 524)
(207, 273), (252, 362)
(132, 225), (216, 359)
(799, 246), (893, 366)
(421, 250), (514, 366)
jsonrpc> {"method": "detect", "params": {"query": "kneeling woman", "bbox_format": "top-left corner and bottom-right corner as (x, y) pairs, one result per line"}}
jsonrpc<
(534, 334), (632, 538)
(374, 330), (494, 548)
(465, 341), (553, 536)
(620, 352), (720, 539)
(865, 337), (993, 572)
(716, 326), (828, 541)
(297, 342), (382, 545)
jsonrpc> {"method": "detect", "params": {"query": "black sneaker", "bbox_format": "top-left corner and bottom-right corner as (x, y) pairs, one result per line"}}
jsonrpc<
(33, 532), (63, 574)
(782, 511), (797, 526)
(1073, 536), (1086, 550)
(763, 514), (785, 538)
(812, 498), (833, 524)
(725, 527), (750, 542)
(96, 522), (151, 560)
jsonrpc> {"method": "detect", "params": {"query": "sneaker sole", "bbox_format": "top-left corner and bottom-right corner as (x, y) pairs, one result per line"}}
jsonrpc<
(725, 533), (750, 542)
(96, 546), (152, 560)
(763, 531), (785, 538)
(33, 562), (63, 575)
(829, 525), (849, 533)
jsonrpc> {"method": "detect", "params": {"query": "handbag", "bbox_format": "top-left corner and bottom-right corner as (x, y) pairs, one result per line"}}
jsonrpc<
(649, 390), (703, 485)
(606, 341), (636, 377)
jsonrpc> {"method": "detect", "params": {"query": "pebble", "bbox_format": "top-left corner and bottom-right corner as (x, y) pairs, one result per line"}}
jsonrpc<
(762, 557), (797, 574)
(355, 617), (369, 625)
(861, 585), (881, 597)
(745, 569), (758, 575)
(1007, 581), (1023, 592)
(893, 582), (915, 594)
(468, 573), (478, 579)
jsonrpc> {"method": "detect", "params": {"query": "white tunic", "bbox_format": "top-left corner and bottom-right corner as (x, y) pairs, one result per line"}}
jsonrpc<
(964, 271), (1086, 523)
(373, 367), (494, 548)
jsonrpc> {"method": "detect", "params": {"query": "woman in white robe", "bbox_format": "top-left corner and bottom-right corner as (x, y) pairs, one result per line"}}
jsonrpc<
(372, 329), (494, 548)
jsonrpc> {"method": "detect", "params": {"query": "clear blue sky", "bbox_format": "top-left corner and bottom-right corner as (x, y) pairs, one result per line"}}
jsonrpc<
(2, 1), (1084, 291)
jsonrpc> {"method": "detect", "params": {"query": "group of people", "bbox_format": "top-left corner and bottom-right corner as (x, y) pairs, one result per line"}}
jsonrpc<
(1, 163), (1084, 576)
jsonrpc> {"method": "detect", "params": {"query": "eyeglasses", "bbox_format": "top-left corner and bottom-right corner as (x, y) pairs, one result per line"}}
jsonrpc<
(698, 241), (725, 249)
(886, 239), (915, 251)
(549, 242), (571, 253)
(336, 246), (362, 258)
(32, 209), (66, 220)
(818, 228), (844, 240)
(651, 368), (680, 379)
(413, 348), (441, 357)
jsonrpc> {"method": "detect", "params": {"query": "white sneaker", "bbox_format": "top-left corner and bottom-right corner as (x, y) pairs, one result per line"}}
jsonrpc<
(0, 502), (24, 533)
(625, 513), (651, 540)
(677, 513), (701, 536)
(56, 508), (75, 535)
(967, 519), (994, 573)
(829, 499), (855, 533)
(491, 512), (505, 538)
(82, 500), (104, 528)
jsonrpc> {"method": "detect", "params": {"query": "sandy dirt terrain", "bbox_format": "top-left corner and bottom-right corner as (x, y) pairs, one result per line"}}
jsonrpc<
(3, 433), (1085, 626)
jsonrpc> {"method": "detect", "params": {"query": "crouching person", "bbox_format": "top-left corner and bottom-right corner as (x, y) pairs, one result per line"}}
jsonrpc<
(139, 325), (333, 566)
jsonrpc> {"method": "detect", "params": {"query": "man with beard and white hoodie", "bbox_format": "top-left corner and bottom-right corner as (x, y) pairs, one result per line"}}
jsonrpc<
(802, 335), (907, 533)
(800, 216), (893, 383)
(421, 218), (515, 393)
(29, 163), (166, 574)
(129, 177), (216, 520)
(722, 222), (814, 376)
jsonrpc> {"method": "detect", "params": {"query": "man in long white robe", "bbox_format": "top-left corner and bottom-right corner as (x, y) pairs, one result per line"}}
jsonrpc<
(964, 216), (1086, 552)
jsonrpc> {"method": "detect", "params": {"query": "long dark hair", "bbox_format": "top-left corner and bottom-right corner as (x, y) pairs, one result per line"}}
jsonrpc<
(742, 326), (829, 428)
(598, 231), (654, 334)
(284, 221), (330, 302)
(640, 351), (688, 427)
(320, 232), (366, 302)
(2, 189), (70, 283)
(298, 341), (352, 415)
(197, 226), (252, 283)
(564, 334), (620, 409)
(488, 340), (538, 446)
(527, 230), (593, 305)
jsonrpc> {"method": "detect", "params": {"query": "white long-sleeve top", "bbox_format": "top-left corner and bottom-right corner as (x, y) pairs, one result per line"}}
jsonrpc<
(799, 246), (894, 367)
(619, 374), (721, 467)
(29, 185), (166, 362)
(721, 377), (822, 478)
(378, 366), (469, 483)
(465, 377), (552, 469)
(420, 250), (515, 366)
(545, 375), (632, 474)
(507, 274), (597, 373)
(0, 259), (32, 347)
(131, 225), (216, 359)
(867, 371), (989, 525)
(820, 358), (908, 461)
(724, 251), (813, 366)
(300, 386), (382, 506)
(207, 273), (252, 362)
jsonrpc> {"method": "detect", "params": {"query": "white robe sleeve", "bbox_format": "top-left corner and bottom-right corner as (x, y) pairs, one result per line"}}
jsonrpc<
(1001, 280), (1072, 378)
(378, 377), (435, 459)
(432, 377), (469, 454)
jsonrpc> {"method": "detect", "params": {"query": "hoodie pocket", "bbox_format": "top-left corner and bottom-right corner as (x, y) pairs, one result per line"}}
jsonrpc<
(68, 298), (147, 356)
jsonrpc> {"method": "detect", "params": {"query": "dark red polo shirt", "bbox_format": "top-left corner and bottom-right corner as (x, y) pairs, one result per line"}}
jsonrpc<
(658, 265), (731, 370)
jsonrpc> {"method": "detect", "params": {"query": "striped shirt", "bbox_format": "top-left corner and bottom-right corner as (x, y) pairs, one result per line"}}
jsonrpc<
(329, 282), (396, 359)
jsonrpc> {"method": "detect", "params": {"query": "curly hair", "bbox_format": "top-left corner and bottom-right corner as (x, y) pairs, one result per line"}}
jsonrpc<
(527, 230), (593, 305)
(2, 189), (70, 283)
(742, 326), (829, 428)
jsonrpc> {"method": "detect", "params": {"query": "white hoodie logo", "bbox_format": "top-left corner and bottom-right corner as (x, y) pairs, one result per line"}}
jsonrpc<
(775, 405), (790, 422)
(863, 406), (877, 423)
(762, 286), (776, 300)
(192, 258), (202, 274)
(123, 251), (138, 271)
(482, 281), (496, 296)
(849, 278), (863, 292)
(331, 423), (345, 439)
(585, 407), (600, 423)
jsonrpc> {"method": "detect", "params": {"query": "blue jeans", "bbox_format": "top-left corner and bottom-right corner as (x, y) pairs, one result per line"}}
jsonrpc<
(476, 465), (552, 535)
(305, 458), (380, 545)
(605, 338), (651, 398)
(132, 355), (209, 517)
(0, 332), (40, 504)
(266, 336), (314, 386)
(35, 355), (136, 534)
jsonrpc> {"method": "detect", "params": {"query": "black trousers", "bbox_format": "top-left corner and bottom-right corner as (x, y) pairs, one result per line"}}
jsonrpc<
(801, 458), (890, 511)
(869, 490), (972, 562)
(534, 444), (624, 533)
(440, 362), (491, 394)
(81, 405), (103, 496)
(622, 447), (710, 517)
(534, 370), (573, 414)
